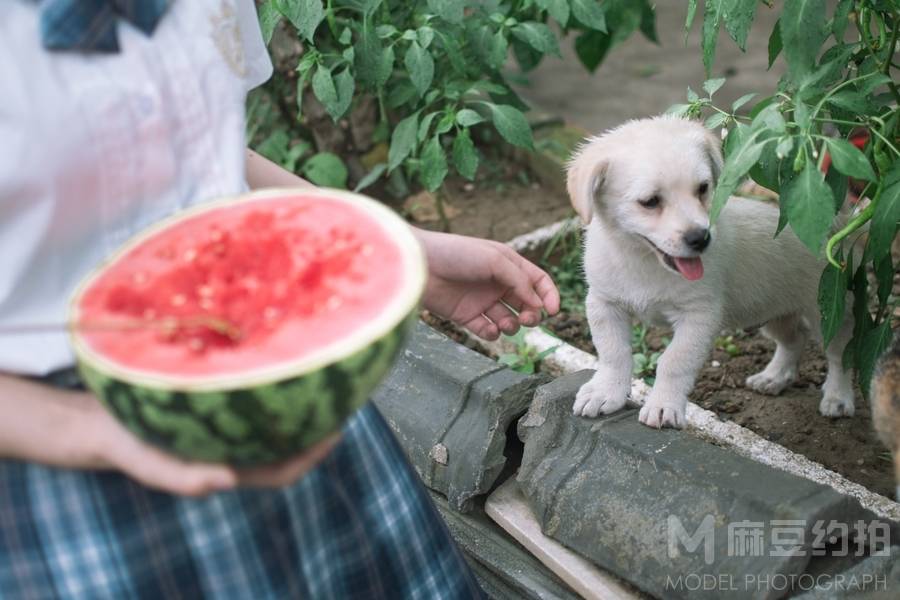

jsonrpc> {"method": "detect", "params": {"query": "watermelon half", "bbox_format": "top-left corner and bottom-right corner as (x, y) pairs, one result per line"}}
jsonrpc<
(69, 188), (426, 465)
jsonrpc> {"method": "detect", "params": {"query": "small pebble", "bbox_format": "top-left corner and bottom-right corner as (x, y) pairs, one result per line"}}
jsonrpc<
(711, 360), (721, 368)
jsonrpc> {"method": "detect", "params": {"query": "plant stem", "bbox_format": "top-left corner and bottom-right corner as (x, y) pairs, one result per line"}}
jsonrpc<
(825, 195), (877, 269)
(434, 189), (451, 232)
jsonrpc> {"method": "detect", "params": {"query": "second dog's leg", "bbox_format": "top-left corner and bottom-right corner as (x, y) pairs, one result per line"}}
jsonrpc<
(746, 315), (808, 395)
(639, 314), (719, 429)
(820, 301), (856, 417)
(573, 296), (632, 417)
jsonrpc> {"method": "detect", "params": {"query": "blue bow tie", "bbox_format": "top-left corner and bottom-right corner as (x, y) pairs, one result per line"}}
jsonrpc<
(41, 0), (173, 53)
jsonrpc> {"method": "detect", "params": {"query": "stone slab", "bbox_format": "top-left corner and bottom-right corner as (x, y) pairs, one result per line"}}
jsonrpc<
(516, 371), (897, 600)
(430, 491), (578, 600)
(485, 477), (641, 600)
(372, 322), (547, 512)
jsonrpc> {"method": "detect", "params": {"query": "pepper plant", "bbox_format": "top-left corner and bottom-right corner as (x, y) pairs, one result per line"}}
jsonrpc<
(671, 0), (899, 393)
(258, 0), (656, 193)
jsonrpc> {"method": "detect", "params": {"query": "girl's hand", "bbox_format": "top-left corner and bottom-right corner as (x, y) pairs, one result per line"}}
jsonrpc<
(0, 375), (338, 497)
(86, 399), (339, 496)
(414, 229), (560, 340)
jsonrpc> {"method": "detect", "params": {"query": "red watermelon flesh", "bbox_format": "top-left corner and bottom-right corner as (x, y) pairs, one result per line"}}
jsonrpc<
(77, 195), (403, 378)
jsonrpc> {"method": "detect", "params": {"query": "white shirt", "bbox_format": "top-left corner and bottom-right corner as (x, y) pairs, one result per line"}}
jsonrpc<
(0, 0), (273, 375)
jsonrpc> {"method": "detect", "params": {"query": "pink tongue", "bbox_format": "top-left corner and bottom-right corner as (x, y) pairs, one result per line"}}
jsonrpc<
(673, 256), (704, 281)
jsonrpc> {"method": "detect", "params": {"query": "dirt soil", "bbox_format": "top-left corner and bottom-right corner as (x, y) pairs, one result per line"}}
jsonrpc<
(376, 164), (574, 242)
(508, 308), (897, 498)
(429, 184), (897, 499)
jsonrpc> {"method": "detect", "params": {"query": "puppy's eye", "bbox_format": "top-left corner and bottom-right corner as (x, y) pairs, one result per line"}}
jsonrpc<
(697, 182), (709, 196)
(639, 195), (661, 209)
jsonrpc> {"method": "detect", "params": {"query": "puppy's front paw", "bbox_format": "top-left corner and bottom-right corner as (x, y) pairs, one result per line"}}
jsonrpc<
(746, 368), (796, 395)
(819, 394), (855, 418)
(638, 395), (686, 429)
(572, 376), (628, 418)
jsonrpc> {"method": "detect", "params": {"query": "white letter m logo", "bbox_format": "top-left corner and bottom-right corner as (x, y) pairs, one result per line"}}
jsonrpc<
(668, 515), (715, 565)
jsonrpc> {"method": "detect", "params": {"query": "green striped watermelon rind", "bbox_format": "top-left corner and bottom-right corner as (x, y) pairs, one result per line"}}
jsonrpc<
(75, 313), (414, 465)
(68, 187), (426, 465)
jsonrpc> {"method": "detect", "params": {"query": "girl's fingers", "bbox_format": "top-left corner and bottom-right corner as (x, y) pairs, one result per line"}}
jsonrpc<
(483, 302), (520, 336)
(464, 314), (500, 341)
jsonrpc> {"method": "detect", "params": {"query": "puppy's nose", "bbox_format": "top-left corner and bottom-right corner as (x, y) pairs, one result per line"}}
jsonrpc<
(684, 228), (711, 252)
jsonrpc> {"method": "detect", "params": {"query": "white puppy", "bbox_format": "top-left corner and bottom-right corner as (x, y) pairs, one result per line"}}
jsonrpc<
(567, 116), (855, 429)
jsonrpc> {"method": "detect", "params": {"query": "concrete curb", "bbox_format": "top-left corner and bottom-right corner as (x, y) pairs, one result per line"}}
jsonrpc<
(454, 215), (900, 523)
(372, 322), (548, 513)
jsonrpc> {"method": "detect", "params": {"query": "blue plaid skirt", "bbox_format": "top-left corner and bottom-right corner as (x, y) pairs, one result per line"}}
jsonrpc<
(0, 403), (484, 599)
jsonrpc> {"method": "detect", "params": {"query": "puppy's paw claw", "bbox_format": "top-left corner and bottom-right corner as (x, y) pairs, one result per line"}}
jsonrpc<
(572, 379), (627, 418)
(819, 394), (855, 418)
(638, 402), (685, 429)
(745, 370), (795, 395)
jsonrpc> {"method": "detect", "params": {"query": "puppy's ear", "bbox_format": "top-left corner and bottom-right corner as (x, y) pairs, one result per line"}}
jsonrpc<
(566, 141), (608, 224)
(702, 128), (724, 187)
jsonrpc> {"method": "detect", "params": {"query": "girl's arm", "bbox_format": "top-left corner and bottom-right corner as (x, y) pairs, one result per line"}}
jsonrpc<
(245, 148), (316, 190)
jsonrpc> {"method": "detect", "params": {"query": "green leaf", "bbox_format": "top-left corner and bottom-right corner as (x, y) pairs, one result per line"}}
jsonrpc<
(418, 111), (440, 143)
(536, 0), (570, 26)
(456, 109), (485, 127)
(485, 104), (534, 150)
(780, 162), (835, 253)
(705, 112), (728, 129)
(859, 320), (893, 398)
(666, 103), (693, 117)
(832, 0), (852, 42)
(420, 136), (449, 192)
(355, 22), (394, 90)
(574, 30), (611, 72)
(775, 135), (795, 159)
(417, 26), (435, 49)
(452, 129), (479, 180)
(275, 0), (324, 43)
(824, 138), (877, 182)
(701, 0), (724, 75)
(869, 165), (900, 264)
(827, 90), (873, 115)
(685, 0), (698, 33)
(875, 254), (893, 306)
(388, 112), (420, 171)
(703, 77), (726, 97)
(732, 93), (756, 112)
(511, 22), (561, 57)
(767, 18), (783, 69)
(311, 66), (338, 119)
(818, 261), (849, 347)
(722, 0), (757, 51)
(404, 41), (434, 97)
(427, 0), (464, 24)
(435, 113), (455, 136)
(258, 1), (283, 45)
(711, 127), (770, 222)
(858, 73), (892, 97)
(571, 0), (607, 32)
(354, 163), (387, 192)
(780, 0), (827, 82)
(302, 153), (348, 188)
